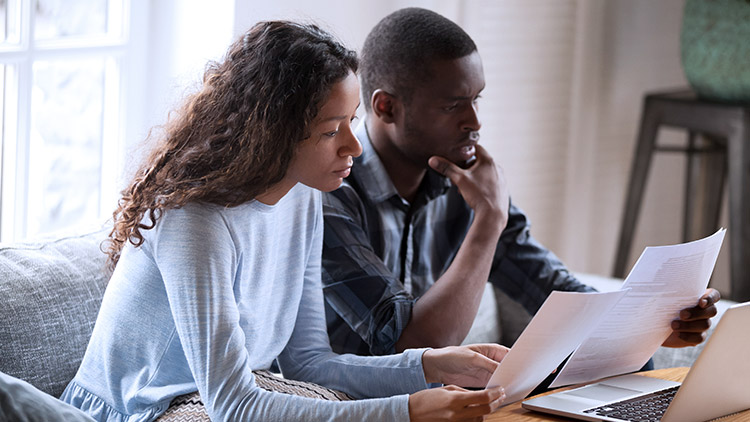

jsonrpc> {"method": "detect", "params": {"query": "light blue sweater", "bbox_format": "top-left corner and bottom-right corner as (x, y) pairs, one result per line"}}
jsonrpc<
(61, 184), (428, 421)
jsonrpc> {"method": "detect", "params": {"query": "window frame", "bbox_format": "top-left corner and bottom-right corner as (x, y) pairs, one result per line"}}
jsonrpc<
(0, 0), (146, 242)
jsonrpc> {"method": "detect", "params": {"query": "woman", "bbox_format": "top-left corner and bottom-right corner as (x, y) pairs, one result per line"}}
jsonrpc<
(61, 21), (507, 421)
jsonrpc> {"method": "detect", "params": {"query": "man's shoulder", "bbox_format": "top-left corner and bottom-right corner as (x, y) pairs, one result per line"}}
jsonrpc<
(324, 178), (363, 202)
(322, 179), (370, 219)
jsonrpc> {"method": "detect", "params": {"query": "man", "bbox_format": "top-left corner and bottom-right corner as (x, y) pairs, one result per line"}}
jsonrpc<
(321, 7), (719, 357)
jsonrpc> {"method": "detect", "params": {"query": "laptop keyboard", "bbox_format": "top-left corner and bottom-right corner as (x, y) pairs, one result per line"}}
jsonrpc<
(583, 385), (679, 422)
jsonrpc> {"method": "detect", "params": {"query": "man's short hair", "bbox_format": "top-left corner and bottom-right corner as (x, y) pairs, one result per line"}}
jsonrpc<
(360, 7), (477, 111)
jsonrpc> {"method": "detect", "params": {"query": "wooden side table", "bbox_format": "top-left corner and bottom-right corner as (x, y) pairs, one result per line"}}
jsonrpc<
(485, 367), (750, 421)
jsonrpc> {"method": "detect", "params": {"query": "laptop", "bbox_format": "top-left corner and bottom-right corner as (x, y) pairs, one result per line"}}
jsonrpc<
(522, 301), (750, 422)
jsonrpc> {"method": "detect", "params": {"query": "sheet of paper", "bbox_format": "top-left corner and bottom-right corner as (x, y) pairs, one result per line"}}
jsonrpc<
(550, 228), (726, 388)
(485, 289), (629, 405)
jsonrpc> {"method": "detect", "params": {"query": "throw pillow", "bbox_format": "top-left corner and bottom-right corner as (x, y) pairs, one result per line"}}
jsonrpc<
(0, 371), (94, 422)
(155, 370), (353, 422)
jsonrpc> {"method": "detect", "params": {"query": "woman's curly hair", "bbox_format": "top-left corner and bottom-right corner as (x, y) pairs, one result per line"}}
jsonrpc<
(105, 21), (358, 269)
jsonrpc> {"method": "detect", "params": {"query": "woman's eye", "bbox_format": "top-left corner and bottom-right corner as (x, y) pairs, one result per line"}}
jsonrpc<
(324, 131), (338, 137)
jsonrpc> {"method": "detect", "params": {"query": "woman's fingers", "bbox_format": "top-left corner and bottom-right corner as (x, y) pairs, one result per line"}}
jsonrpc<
(409, 385), (506, 421)
(452, 387), (506, 418)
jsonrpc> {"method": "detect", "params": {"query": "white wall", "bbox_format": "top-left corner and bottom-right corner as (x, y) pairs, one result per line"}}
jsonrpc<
(125, 0), (235, 181)
(232, 0), (472, 49)
(576, 0), (728, 295)
(145, 1), (235, 129)
(137, 0), (730, 295)
(586, 0), (689, 274)
(459, 0), (580, 270)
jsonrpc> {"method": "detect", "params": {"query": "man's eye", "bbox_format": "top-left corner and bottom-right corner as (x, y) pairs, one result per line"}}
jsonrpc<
(443, 104), (458, 112)
(324, 131), (338, 137)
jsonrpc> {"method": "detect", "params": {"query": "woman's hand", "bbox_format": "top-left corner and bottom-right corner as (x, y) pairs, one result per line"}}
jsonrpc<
(422, 343), (509, 388)
(409, 385), (506, 422)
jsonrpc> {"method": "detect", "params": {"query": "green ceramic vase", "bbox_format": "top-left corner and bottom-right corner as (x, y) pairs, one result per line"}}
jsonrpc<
(681, 0), (750, 102)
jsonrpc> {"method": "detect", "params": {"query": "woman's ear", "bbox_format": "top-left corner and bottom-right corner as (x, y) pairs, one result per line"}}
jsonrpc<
(371, 89), (398, 124)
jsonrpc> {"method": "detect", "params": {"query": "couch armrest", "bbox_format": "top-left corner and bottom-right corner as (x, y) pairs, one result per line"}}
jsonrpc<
(0, 228), (110, 398)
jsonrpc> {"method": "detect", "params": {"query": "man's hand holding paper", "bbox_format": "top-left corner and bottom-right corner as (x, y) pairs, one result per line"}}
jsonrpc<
(662, 288), (721, 347)
(485, 229), (726, 402)
(549, 228), (726, 387)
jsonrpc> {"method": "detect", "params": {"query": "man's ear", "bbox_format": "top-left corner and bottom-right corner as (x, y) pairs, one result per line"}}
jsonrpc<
(371, 89), (399, 124)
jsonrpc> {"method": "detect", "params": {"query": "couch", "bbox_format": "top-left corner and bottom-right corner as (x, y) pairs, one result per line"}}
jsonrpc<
(0, 226), (736, 409)
(0, 226), (111, 400)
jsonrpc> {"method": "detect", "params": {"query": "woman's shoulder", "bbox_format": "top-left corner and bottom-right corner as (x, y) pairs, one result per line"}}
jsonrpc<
(153, 186), (320, 233)
(150, 203), (237, 244)
(161, 202), (227, 225)
(286, 183), (321, 206)
(282, 184), (322, 225)
(236, 184), (320, 215)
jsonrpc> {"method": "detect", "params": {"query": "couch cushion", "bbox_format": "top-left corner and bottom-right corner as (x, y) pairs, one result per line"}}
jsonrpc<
(461, 283), (503, 346)
(0, 228), (110, 398)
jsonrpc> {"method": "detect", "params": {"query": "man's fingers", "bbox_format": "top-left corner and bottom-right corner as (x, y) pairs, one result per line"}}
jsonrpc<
(473, 143), (492, 159)
(672, 318), (711, 333)
(678, 331), (706, 345)
(679, 303), (718, 321)
(700, 288), (721, 308)
(678, 288), (720, 320)
(428, 155), (462, 180)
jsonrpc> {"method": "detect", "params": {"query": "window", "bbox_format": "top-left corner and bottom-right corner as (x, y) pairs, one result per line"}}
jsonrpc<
(0, 0), (142, 242)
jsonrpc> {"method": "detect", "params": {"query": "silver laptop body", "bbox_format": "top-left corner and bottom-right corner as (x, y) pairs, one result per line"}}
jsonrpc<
(522, 301), (750, 422)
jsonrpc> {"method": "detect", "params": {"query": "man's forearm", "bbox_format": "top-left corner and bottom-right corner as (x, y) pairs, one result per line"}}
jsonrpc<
(395, 212), (504, 351)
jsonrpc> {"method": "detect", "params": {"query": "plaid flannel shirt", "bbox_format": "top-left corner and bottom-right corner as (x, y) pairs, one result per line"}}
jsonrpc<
(321, 122), (594, 356)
